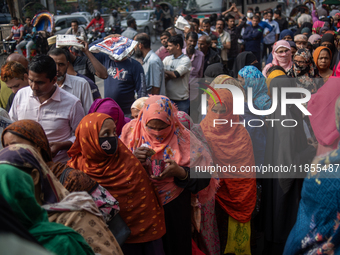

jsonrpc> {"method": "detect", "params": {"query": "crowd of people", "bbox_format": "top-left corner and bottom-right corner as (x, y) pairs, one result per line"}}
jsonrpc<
(2, 2), (340, 255)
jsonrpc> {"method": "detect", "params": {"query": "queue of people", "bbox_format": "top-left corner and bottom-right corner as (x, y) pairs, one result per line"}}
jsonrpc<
(2, 3), (340, 255)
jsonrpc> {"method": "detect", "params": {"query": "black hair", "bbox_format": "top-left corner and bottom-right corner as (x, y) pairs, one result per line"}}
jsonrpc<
(25, 17), (31, 20)
(192, 18), (200, 27)
(266, 65), (286, 76)
(127, 18), (136, 27)
(210, 13), (217, 22)
(255, 6), (259, 12)
(216, 18), (225, 28)
(11, 17), (18, 21)
(210, 34), (218, 41)
(161, 31), (171, 38)
(253, 15), (261, 22)
(168, 35), (183, 49)
(277, 4), (282, 8)
(28, 55), (56, 81)
(71, 20), (79, 25)
(185, 31), (198, 41)
(184, 15), (192, 21)
(248, 7), (254, 12)
(225, 14), (235, 22)
(267, 9), (273, 15)
(134, 33), (151, 49)
(274, 10), (281, 16)
(48, 48), (69, 62)
(202, 19), (211, 25)
(255, 11), (261, 17)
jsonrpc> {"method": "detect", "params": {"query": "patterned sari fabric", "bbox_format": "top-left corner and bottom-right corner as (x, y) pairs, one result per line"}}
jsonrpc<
(67, 113), (166, 244)
(287, 48), (319, 93)
(88, 98), (131, 136)
(200, 88), (256, 254)
(0, 164), (95, 255)
(238, 65), (272, 110)
(2, 120), (118, 222)
(0, 144), (123, 255)
(120, 95), (218, 206)
(283, 96), (340, 255)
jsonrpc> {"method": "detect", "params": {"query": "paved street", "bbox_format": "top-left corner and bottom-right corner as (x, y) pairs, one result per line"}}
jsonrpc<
(95, 40), (162, 97)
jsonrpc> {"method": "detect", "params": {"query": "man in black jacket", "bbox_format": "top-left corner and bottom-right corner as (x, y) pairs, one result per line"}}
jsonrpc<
(197, 35), (222, 73)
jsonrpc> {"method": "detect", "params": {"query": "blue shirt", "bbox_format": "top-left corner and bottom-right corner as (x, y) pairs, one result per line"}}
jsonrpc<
(90, 39), (146, 114)
(143, 50), (165, 94)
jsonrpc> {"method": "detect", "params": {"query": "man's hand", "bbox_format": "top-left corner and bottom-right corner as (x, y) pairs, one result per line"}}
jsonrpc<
(77, 39), (89, 52)
(49, 141), (72, 158)
(104, 34), (121, 40)
(151, 159), (187, 180)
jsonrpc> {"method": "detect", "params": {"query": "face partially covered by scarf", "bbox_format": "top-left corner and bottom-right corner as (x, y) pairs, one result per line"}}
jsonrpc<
(272, 40), (293, 71)
(293, 48), (313, 73)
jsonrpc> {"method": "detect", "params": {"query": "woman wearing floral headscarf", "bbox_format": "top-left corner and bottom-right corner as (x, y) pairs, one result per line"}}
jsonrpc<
(287, 48), (320, 93)
(262, 40), (293, 77)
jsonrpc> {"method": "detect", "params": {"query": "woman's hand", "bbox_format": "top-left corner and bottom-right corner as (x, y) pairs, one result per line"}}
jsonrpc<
(133, 147), (153, 163)
(151, 159), (187, 180)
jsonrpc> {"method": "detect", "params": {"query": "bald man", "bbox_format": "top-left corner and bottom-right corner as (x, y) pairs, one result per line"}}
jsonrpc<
(0, 53), (29, 110)
(133, 33), (165, 95)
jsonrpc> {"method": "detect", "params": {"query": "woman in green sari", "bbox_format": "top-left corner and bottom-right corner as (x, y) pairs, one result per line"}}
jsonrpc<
(0, 163), (95, 255)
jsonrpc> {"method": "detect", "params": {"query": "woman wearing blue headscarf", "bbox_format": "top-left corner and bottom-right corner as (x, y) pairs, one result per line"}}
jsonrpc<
(238, 65), (271, 167)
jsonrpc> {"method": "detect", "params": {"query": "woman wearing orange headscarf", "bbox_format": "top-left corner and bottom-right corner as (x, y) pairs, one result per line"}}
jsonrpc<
(200, 87), (256, 255)
(313, 46), (333, 83)
(120, 95), (217, 255)
(67, 113), (166, 255)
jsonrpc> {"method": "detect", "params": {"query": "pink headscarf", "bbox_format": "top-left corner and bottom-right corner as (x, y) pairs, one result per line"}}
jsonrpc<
(88, 98), (131, 136)
(272, 40), (292, 70)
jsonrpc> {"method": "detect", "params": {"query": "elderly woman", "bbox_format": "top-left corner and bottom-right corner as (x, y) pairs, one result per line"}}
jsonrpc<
(130, 97), (148, 119)
(2, 120), (119, 223)
(294, 34), (308, 49)
(284, 96), (340, 255)
(88, 98), (131, 136)
(263, 40), (293, 77)
(120, 95), (216, 255)
(0, 163), (95, 255)
(313, 46), (333, 82)
(287, 48), (320, 93)
(308, 34), (322, 49)
(0, 144), (123, 255)
(67, 112), (166, 255)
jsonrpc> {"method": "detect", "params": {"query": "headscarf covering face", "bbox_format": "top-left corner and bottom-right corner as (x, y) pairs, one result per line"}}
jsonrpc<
(131, 97), (148, 111)
(0, 163), (95, 255)
(312, 20), (325, 34)
(88, 98), (130, 136)
(272, 40), (293, 70)
(2, 120), (52, 162)
(200, 87), (256, 223)
(238, 66), (272, 110)
(67, 113), (166, 243)
(120, 96), (217, 205)
(313, 46), (332, 71)
(279, 29), (294, 40)
(287, 48), (318, 93)
(209, 74), (246, 101)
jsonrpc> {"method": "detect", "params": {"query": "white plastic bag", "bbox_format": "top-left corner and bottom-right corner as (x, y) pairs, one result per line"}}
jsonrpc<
(56, 35), (84, 48)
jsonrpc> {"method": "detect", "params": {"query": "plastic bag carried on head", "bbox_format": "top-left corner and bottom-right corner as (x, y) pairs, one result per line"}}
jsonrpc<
(89, 36), (138, 61)
(175, 16), (190, 31)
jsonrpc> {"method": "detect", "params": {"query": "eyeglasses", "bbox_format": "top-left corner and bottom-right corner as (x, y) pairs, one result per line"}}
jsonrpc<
(294, 60), (307, 65)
